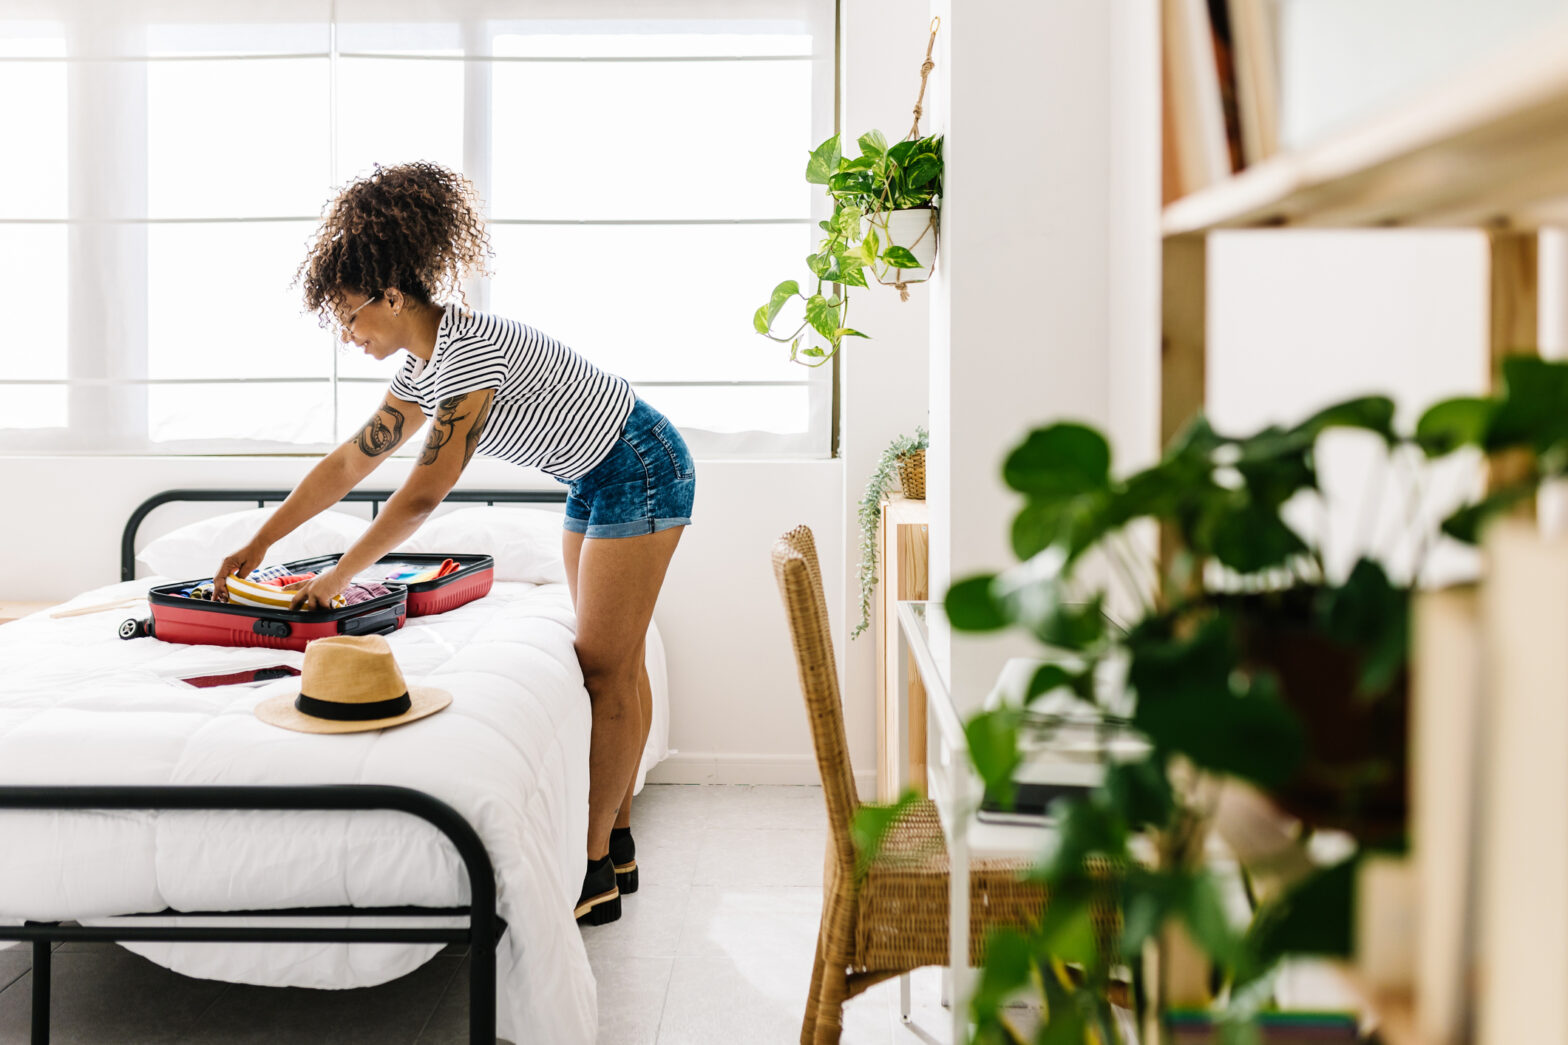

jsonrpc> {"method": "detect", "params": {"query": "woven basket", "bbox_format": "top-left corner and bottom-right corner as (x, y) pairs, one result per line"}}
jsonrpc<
(897, 449), (926, 500)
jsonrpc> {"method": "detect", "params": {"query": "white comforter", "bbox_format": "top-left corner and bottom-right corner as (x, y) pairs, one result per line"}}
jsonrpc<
(0, 578), (668, 1045)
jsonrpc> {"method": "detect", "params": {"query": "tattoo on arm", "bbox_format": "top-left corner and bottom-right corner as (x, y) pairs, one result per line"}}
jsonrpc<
(463, 395), (493, 468)
(354, 403), (406, 458)
(419, 393), (487, 467)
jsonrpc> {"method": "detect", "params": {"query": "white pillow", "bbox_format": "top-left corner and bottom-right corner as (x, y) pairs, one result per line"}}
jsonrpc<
(396, 506), (567, 584)
(136, 508), (370, 581)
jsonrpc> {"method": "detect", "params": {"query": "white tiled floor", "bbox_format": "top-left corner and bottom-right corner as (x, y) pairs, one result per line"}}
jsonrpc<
(0, 784), (959, 1044)
(584, 783), (955, 1045)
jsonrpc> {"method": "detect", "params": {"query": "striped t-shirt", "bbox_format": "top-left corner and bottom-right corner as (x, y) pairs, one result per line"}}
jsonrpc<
(389, 304), (635, 480)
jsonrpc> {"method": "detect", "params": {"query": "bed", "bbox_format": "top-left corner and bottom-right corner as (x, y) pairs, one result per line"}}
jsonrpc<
(0, 488), (672, 1045)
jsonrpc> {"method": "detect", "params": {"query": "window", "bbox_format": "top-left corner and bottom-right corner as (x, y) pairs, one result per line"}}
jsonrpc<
(0, 0), (835, 457)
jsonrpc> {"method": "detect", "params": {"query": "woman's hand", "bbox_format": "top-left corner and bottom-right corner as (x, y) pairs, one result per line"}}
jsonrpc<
(289, 569), (349, 613)
(213, 541), (269, 602)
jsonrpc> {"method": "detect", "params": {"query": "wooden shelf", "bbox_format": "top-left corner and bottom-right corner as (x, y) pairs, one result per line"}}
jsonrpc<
(1163, 18), (1568, 234)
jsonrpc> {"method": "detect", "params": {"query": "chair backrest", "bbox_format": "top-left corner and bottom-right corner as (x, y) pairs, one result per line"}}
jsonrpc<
(771, 525), (860, 877)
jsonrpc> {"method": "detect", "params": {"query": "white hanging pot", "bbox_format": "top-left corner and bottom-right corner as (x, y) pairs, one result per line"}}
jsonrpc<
(867, 206), (939, 296)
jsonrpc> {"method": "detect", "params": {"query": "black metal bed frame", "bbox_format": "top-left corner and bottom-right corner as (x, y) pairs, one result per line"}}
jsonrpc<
(5, 487), (570, 1044)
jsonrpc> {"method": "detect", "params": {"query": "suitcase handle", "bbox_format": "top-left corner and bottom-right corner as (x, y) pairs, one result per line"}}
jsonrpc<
(340, 603), (403, 637)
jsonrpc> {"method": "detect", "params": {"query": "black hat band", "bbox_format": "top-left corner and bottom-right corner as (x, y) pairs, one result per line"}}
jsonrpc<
(295, 692), (412, 722)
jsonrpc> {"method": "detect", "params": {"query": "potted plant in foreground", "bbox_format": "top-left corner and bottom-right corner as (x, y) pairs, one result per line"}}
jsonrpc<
(754, 130), (943, 367)
(859, 356), (1568, 1042)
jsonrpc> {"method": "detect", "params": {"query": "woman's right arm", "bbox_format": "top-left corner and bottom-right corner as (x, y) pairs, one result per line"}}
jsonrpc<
(212, 392), (424, 600)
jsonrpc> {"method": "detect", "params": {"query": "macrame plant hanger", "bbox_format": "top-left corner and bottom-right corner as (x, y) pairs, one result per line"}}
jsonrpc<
(883, 16), (941, 302)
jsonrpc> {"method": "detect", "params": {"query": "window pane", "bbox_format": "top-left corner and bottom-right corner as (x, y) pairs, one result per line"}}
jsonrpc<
(493, 30), (812, 58)
(336, 57), (465, 184)
(149, 381), (333, 445)
(0, 225), (67, 379)
(147, 222), (327, 380)
(336, 378), (410, 446)
(145, 18), (330, 57)
(147, 58), (330, 218)
(488, 222), (816, 383)
(0, 60), (66, 218)
(490, 58), (812, 219)
(637, 383), (808, 435)
(0, 385), (66, 430)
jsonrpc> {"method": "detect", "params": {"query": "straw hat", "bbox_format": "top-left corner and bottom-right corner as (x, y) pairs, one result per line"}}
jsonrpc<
(254, 634), (451, 734)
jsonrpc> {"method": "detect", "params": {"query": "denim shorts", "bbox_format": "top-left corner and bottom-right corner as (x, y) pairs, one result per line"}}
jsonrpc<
(562, 399), (696, 539)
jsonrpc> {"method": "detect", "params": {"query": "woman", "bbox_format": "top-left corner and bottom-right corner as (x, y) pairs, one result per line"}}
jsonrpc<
(212, 162), (691, 927)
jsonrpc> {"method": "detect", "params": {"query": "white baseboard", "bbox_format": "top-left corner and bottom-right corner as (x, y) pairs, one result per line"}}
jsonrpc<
(646, 751), (876, 796)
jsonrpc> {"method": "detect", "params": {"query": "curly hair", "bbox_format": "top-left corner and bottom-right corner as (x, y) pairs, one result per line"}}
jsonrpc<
(297, 161), (492, 323)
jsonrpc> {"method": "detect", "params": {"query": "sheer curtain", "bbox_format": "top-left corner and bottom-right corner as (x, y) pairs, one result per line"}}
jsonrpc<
(0, 0), (835, 457)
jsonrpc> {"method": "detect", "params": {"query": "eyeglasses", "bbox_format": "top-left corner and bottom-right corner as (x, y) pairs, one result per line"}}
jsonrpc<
(334, 294), (379, 335)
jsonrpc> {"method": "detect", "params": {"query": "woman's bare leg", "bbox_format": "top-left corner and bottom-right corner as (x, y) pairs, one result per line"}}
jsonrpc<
(565, 527), (682, 860)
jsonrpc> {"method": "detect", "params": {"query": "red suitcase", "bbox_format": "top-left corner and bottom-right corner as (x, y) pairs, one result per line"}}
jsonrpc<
(123, 553), (494, 651)
(294, 552), (496, 618)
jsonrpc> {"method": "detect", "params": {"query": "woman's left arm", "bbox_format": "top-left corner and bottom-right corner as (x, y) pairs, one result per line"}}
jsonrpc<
(291, 389), (495, 610)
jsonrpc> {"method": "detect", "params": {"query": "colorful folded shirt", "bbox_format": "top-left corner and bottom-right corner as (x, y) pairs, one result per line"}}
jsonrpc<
(225, 574), (347, 610)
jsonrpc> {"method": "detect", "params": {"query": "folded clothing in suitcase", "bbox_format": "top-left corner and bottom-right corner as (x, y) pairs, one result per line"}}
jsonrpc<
(128, 553), (495, 651)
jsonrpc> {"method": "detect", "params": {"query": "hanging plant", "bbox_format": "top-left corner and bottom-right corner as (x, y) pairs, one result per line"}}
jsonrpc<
(753, 19), (944, 367)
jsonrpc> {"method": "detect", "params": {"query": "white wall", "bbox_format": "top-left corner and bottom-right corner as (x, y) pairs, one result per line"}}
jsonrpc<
(925, 0), (1161, 710)
(835, 0), (933, 786)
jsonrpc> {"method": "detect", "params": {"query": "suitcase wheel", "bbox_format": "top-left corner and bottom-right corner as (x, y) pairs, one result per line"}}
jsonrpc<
(119, 617), (153, 640)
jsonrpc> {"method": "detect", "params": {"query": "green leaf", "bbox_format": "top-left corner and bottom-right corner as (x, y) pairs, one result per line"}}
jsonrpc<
(802, 346), (826, 358)
(1205, 500), (1309, 574)
(886, 138), (918, 166)
(849, 789), (920, 877)
(834, 327), (869, 340)
(1487, 355), (1568, 453)
(1004, 424), (1113, 497)
(753, 304), (770, 335)
(1290, 395), (1398, 446)
(1246, 856), (1358, 964)
(1317, 558), (1409, 696)
(1179, 871), (1240, 966)
(946, 574), (1009, 631)
(965, 708), (1022, 807)
(881, 245), (922, 270)
(1128, 617), (1306, 788)
(1103, 757), (1174, 831)
(834, 263), (868, 288)
(1415, 396), (1495, 457)
(907, 156), (941, 190)
(805, 134), (841, 185)
(1039, 900), (1099, 967)
(857, 129), (889, 158)
(828, 171), (874, 197)
(1025, 663), (1090, 705)
(971, 927), (1033, 1019)
(762, 279), (798, 327)
(804, 294), (841, 342)
(1441, 484), (1535, 544)
(1011, 494), (1111, 561)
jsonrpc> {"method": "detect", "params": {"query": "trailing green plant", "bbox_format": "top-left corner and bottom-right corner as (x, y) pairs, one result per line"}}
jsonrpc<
(852, 355), (1568, 1042)
(852, 427), (929, 640)
(754, 131), (944, 367)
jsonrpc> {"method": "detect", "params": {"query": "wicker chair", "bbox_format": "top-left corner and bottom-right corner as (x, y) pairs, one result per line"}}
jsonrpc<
(771, 524), (1048, 1045)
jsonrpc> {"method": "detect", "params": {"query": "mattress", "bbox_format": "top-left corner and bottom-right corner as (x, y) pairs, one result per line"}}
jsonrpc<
(0, 576), (672, 1044)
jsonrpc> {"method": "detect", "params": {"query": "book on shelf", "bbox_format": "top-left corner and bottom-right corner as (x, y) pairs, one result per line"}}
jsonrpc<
(1226, 0), (1280, 165)
(1162, 0), (1232, 198)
